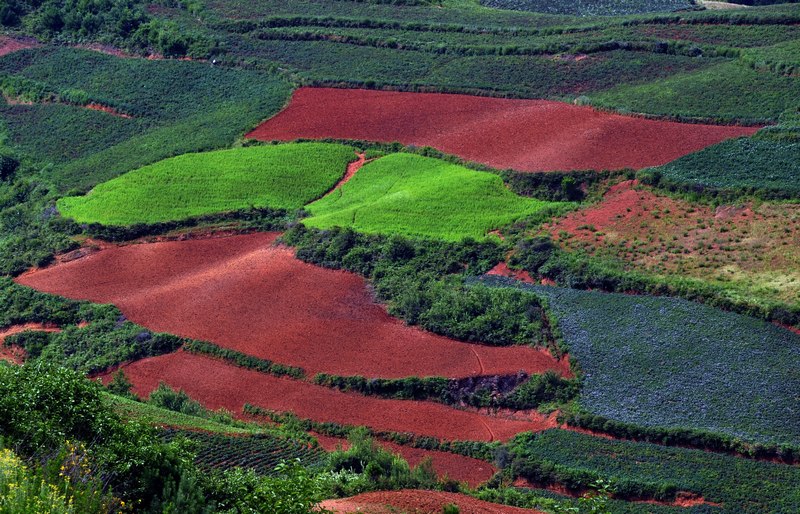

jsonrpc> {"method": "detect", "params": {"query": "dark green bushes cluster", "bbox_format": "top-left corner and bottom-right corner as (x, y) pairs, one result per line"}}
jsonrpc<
(563, 411), (800, 464)
(500, 168), (629, 202)
(183, 340), (305, 379)
(0, 0), (215, 58)
(283, 225), (552, 347)
(1, 279), (183, 373)
(313, 370), (578, 410)
(328, 427), (439, 492)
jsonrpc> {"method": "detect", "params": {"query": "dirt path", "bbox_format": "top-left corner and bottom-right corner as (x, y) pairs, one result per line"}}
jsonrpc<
(324, 152), (367, 198)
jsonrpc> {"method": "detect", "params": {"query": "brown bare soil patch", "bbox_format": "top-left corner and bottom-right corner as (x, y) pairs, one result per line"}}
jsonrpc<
(312, 433), (495, 487)
(322, 490), (544, 513)
(111, 351), (559, 441)
(543, 181), (800, 306)
(246, 87), (758, 172)
(17, 233), (570, 379)
(0, 36), (39, 57)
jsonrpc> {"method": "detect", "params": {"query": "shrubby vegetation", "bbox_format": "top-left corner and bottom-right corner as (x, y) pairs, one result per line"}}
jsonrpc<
(283, 225), (556, 347)
(313, 370), (578, 410)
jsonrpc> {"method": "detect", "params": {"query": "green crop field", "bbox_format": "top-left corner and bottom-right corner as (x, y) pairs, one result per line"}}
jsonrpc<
(304, 153), (569, 241)
(478, 278), (800, 445)
(56, 143), (355, 226)
(0, 47), (293, 191)
(509, 430), (800, 513)
(652, 137), (800, 197)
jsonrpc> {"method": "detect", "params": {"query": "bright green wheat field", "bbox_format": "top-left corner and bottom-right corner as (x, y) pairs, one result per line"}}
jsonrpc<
(304, 153), (568, 241)
(56, 143), (356, 226)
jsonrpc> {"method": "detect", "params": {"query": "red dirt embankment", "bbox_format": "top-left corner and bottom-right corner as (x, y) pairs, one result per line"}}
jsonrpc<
(321, 490), (545, 514)
(110, 351), (559, 442)
(313, 433), (496, 487)
(0, 323), (61, 364)
(0, 36), (39, 57)
(17, 233), (570, 379)
(246, 87), (759, 172)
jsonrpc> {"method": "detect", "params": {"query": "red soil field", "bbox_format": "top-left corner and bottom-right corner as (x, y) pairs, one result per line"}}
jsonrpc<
(110, 351), (560, 442)
(313, 433), (496, 487)
(17, 233), (570, 379)
(321, 490), (545, 514)
(0, 323), (61, 364)
(246, 87), (759, 172)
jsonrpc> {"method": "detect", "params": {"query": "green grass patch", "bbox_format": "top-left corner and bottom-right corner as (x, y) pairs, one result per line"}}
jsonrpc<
(57, 143), (355, 226)
(304, 153), (569, 241)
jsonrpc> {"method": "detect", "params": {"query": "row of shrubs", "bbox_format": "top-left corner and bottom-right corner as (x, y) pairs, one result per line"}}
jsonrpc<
(183, 340), (305, 380)
(563, 410), (800, 464)
(313, 370), (578, 411)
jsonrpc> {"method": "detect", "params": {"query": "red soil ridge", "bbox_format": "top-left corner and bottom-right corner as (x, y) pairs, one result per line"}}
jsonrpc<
(486, 262), (536, 284)
(84, 102), (132, 118)
(0, 36), (39, 57)
(313, 433), (496, 487)
(0, 323), (61, 364)
(16, 233), (570, 379)
(107, 351), (560, 442)
(321, 490), (545, 513)
(246, 87), (759, 172)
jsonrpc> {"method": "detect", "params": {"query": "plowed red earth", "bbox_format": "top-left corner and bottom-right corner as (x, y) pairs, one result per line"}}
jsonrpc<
(0, 323), (61, 364)
(246, 87), (759, 172)
(111, 351), (559, 441)
(313, 433), (496, 487)
(321, 490), (544, 513)
(16, 233), (570, 379)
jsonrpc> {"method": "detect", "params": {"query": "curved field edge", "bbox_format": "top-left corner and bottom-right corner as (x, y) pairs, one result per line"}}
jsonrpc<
(304, 153), (570, 241)
(56, 143), (356, 226)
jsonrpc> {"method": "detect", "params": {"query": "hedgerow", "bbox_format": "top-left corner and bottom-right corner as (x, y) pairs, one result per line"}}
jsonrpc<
(312, 371), (578, 410)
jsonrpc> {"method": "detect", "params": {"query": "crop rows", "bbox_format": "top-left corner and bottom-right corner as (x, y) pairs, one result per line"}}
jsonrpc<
(162, 428), (327, 475)
(509, 430), (800, 513)
(479, 0), (695, 16)
(478, 278), (800, 446)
